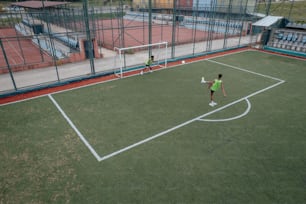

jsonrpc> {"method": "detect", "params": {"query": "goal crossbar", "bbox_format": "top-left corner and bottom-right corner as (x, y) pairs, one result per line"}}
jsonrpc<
(114, 41), (168, 78)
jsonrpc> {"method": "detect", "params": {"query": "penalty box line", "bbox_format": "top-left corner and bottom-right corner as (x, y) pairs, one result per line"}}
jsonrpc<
(100, 62), (286, 161)
(207, 59), (284, 82)
(100, 80), (285, 161)
(48, 62), (285, 162)
(48, 90), (257, 162)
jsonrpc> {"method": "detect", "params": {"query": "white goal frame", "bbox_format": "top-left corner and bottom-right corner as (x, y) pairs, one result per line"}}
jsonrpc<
(114, 41), (168, 78)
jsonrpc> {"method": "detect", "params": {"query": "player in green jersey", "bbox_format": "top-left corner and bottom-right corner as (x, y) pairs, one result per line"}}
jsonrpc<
(206, 74), (227, 107)
(141, 55), (154, 75)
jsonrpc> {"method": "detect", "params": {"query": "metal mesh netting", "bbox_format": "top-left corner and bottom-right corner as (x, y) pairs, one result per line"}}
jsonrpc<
(0, 0), (281, 94)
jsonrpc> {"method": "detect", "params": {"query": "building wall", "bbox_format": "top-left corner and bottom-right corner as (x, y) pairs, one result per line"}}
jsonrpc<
(193, 0), (214, 10)
(133, 0), (174, 9)
(132, 0), (147, 8)
(155, 0), (174, 9)
(177, 0), (194, 9)
(132, 0), (256, 13)
(191, 0), (256, 13)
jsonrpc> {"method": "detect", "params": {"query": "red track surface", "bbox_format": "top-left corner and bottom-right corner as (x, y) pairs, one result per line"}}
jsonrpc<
(0, 28), (53, 69)
(97, 19), (224, 49)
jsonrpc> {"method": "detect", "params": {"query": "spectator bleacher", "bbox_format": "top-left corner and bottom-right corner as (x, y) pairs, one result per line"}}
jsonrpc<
(302, 35), (306, 45)
(267, 22), (306, 53)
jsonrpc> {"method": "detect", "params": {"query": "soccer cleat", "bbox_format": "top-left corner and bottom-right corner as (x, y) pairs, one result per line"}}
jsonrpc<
(201, 77), (206, 83)
(209, 102), (215, 107)
(209, 101), (217, 107)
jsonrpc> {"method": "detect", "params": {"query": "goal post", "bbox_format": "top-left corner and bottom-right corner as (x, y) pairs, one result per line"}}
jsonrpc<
(114, 41), (168, 78)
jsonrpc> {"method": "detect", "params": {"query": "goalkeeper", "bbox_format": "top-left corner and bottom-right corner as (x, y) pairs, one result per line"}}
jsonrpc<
(205, 74), (227, 107)
(141, 55), (154, 74)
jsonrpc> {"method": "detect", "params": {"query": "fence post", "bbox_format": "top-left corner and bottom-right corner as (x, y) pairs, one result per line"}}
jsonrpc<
(0, 38), (17, 91)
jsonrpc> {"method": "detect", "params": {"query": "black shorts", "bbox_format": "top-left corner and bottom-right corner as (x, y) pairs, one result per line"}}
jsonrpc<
(210, 90), (215, 94)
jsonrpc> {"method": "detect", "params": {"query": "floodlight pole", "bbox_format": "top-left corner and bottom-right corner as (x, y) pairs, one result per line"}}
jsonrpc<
(118, 0), (126, 71)
(82, 0), (95, 75)
(238, 0), (249, 46)
(148, 0), (152, 58)
(265, 0), (271, 16)
(41, 0), (60, 81)
(192, 0), (200, 55)
(206, 0), (217, 52)
(223, 0), (233, 49)
(288, 0), (294, 20)
(171, 0), (177, 58)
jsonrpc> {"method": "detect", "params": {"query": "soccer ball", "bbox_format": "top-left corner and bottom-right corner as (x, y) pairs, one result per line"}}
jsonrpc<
(181, 60), (185, 64)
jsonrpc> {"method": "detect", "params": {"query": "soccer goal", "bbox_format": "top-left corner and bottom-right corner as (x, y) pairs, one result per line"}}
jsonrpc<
(114, 41), (168, 78)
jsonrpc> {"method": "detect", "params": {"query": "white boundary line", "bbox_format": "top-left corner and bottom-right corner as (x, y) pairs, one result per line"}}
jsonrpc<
(4, 51), (287, 162)
(198, 98), (251, 122)
(207, 59), (284, 82)
(48, 94), (102, 161)
(100, 81), (284, 161)
(46, 61), (286, 162)
(98, 64), (286, 161)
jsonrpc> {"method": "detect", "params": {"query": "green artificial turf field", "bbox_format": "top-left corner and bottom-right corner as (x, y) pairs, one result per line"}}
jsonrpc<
(1, 50), (306, 203)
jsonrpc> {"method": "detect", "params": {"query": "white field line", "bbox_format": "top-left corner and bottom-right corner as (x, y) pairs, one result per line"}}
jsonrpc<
(198, 98), (251, 122)
(48, 94), (101, 161)
(99, 68), (285, 161)
(207, 59), (284, 82)
(2, 51), (286, 162)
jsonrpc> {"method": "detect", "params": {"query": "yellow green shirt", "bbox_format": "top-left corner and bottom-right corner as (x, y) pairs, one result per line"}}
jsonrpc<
(211, 79), (222, 91)
(146, 59), (153, 66)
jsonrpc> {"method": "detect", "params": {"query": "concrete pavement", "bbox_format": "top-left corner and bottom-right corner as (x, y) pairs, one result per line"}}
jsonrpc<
(0, 35), (255, 95)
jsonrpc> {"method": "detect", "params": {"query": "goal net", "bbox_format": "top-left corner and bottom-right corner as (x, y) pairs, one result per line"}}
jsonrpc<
(114, 42), (168, 78)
